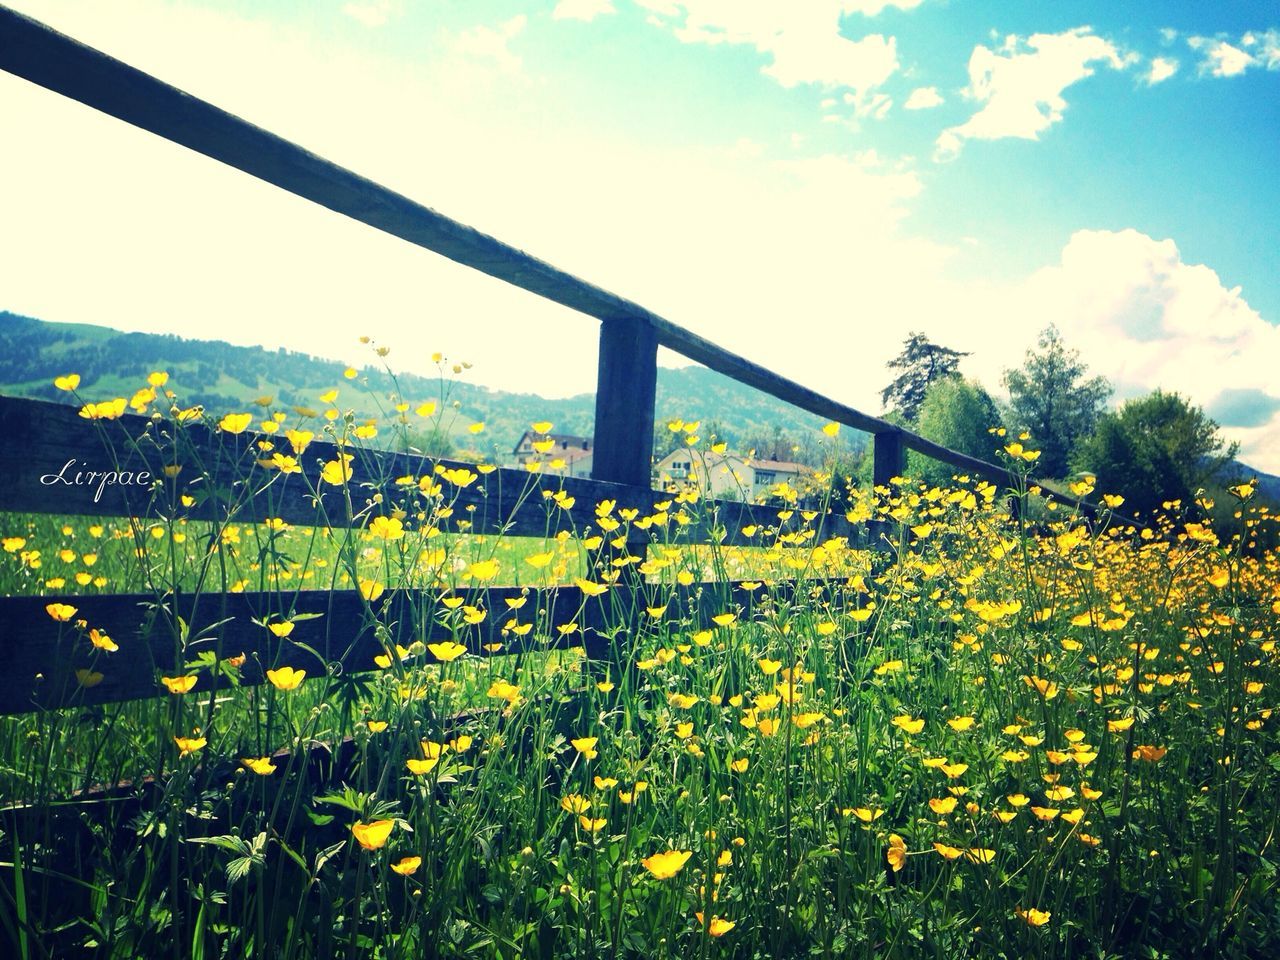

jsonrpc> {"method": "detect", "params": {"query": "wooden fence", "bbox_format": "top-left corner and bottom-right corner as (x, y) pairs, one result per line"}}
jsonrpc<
(0, 5), (1125, 718)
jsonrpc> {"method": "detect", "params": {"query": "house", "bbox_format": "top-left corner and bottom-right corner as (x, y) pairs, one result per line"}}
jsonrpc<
(511, 430), (594, 478)
(653, 448), (811, 500)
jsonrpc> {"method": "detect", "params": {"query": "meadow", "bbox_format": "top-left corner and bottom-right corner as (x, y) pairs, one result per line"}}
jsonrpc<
(1, 369), (1278, 960)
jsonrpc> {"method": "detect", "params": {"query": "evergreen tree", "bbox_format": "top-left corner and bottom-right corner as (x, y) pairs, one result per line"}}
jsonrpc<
(881, 332), (969, 422)
(1003, 325), (1111, 478)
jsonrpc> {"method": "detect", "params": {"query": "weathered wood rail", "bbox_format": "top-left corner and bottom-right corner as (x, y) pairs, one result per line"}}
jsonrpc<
(0, 5), (1132, 717)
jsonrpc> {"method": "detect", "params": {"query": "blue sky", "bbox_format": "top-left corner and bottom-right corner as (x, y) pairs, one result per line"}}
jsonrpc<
(1, 0), (1278, 469)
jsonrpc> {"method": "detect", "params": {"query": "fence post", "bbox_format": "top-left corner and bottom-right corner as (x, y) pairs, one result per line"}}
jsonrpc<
(591, 317), (658, 488)
(872, 430), (905, 489)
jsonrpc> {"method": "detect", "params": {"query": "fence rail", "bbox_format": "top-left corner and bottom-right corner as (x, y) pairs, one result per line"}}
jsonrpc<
(0, 5), (1130, 717)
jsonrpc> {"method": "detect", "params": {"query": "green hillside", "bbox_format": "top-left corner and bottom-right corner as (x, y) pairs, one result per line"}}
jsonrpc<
(0, 310), (846, 461)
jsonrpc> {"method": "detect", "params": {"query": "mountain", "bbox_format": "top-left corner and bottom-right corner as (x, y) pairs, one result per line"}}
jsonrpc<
(0, 311), (842, 460)
(1226, 461), (1280, 503)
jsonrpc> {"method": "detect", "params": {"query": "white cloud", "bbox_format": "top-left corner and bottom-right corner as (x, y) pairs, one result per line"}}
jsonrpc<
(341, 1), (397, 28)
(553, 0), (616, 23)
(454, 14), (527, 75)
(962, 229), (1280, 472)
(842, 0), (925, 15)
(1145, 56), (1178, 85)
(1188, 30), (1280, 77)
(1251, 29), (1280, 69)
(1188, 37), (1255, 77)
(936, 27), (1125, 159)
(903, 85), (943, 109)
(637, 2), (899, 92)
(0, 0), (951, 409)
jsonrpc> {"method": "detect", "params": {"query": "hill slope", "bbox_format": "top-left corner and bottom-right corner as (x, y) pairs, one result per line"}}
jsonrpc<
(0, 311), (839, 459)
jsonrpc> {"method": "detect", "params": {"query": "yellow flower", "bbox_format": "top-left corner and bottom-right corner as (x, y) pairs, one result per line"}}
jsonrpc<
(1017, 907), (1051, 927)
(54, 373), (81, 391)
(1007, 793), (1030, 807)
(596, 680), (615, 693)
(89, 628), (118, 652)
(892, 715), (925, 735)
(174, 736), (207, 756)
(933, 842), (964, 860)
(267, 621), (295, 638)
(218, 413), (253, 434)
(391, 856), (421, 875)
(929, 796), (958, 815)
(886, 834), (907, 872)
(285, 429), (313, 455)
(574, 578), (609, 597)
(730, 757), (750, 773)
(851, 807), (884, 823)
(351, 819), (394, 850)
(669, 693), (699, 709)
(46, 602), (78, 622)
(571, 736), (599, 760)
(594, 776), (618, 789)
(642, 849), (692, 879)
(561, 794), (591, 814)
(822, 421), (840, 437)
(359, 578), (385, 602)
(1030, 806), (1060, 822)
(320, 456), (354, 486)
(696, 914), (736, 937)
(162, 675), (198, 695)
(488, 680), (521, 703)
(757, 658), (782, 675)
(947, 716), (976, 731)
(1132, 744), (1168, 762)
(266, 666), (306, 690)
(242, 756), (277, 776)
(579, 816), (607, 833)
(428, 641), (468, 662)
(940, 762), (969, 779)
(792, 712), (825, 729)
(78, 398), (127, 420)
(368, 516), (405, 540)
(367, 720), (389, 733)
(406, 758), (439, 775)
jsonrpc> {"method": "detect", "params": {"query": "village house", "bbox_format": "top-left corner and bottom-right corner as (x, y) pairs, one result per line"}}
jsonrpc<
(511, 430), (594, 478)
(653, 448), (811, 500)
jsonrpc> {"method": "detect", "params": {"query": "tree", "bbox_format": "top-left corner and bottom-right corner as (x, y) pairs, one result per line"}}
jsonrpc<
(881, 332), (969, 422)
(1072, 390), (1239, 518)
(908, 378), (1003, 487)
(741, 424), (798, 462)
(1002, 325), (1111, 478)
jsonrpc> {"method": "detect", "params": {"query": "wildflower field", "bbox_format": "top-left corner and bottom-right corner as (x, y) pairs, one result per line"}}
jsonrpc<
(2, 369), (1279, 960)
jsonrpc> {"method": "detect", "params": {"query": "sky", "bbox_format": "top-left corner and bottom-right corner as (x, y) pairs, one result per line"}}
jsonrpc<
(1, 0), (1278, 470)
